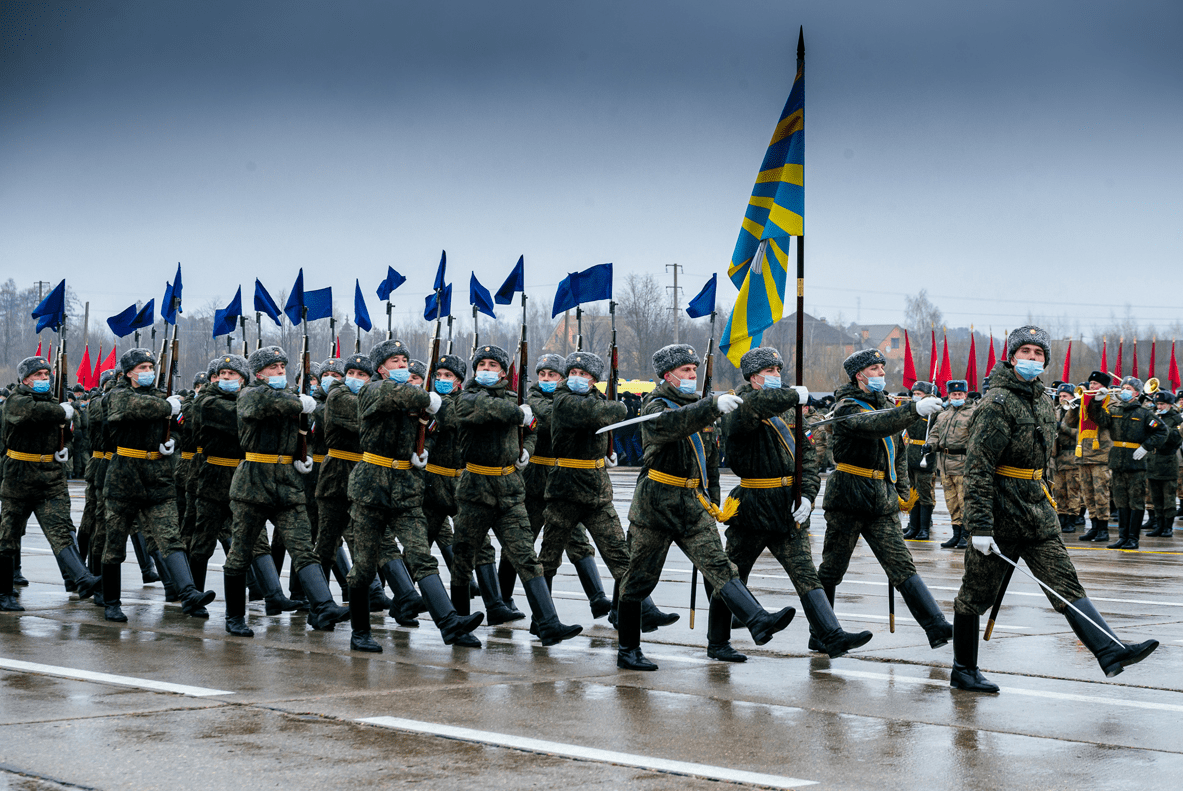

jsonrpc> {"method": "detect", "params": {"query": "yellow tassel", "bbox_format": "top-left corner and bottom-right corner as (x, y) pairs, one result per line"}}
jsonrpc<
(898, 487), (919, 513)
(719, 496), (740, 523)
(696, 491), (726, 522)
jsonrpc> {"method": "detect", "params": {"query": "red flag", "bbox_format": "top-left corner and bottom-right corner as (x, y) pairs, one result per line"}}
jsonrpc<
(928, 327), (938, 381)
(1169, 341), (1180, 392)
(1062, 340), (1072, 383)
(75, 344), (93, 389)
(935, 332), (952, 395)
(986, 335), (997, 376)
(902, 331), (917, 390)
(1115, 339), (1123, 378)
(97, 346), (117, 380)
(965, 333), (978, 391)
(92, 343), (103, 384)
(1100, 338), (1108, 374)
(1132, 340), (1139, 379)
(1149, 339), (1156, 381)
(35, 340), (42, 356)
(334, 336), (341, 358)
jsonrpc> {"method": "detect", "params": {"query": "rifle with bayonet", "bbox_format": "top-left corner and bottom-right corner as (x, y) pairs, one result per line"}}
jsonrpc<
(296, 307), (311, 462)
(605, 301), (618, 451)
(54, 316), (69, 452)
(162, 297), (181, 442)
(416, 288), (444, 457)
(517, 294), (528, 453)
(688, 309), (717, 629)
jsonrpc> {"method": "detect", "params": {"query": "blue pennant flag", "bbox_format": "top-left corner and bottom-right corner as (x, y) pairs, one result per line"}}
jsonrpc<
(283, 269), (306, 325)
(433, 250), (447, 291)
(212, 287), (242, 337)
(31, 279), (66, 333)
(470, 273), (496, 318)
(424, 283), (452, 321)
(685, 273), (717, 319)
(304, 287), (333, 321)
(551, 263), (613, 318)
(162, 263), (183, 325)
(254, 279), (282, 325)
(354, 280), (372, 332)
(107, 300), (155, 338)
(376, 266), (406, 301)
(494, 255), (524, 305)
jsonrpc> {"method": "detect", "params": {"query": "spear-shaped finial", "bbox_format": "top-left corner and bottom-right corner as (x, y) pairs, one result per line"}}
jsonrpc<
(797, 26), (804, 62)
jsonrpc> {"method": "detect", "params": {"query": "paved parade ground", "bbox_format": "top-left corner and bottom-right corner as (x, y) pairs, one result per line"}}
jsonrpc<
(2, 470), (1180, 790)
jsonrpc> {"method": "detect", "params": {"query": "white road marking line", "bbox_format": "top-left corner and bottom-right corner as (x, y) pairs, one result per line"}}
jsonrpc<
(822, 668), (1183, 713)
(478, 634), (712, 665)
(833, 612), (1031, 631)
(358, 716), (817, 788)
(0, 657), (233, 697)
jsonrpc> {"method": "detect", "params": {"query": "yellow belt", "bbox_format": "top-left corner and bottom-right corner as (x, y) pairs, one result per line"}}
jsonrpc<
(909, 439), (926, 446)
(362, 452), (412, 470)
(117, 446), (161, 461)
(994, 465), (1043, 480)
(181, 451), (195, 460)
(196, 447), (204, 454)
(556, 457), (606, 469)
(425, 463), (462, 478)
(96, 451), (112, 460)
(327, 448), (363, 462)
(5, 449), (56, 463)
(740, 475), (795, 489)
(312, 453), (325, 463)
(835, 462), (885, 480)
(244, 452), (294, 464)
(205, 455), (242, 468)
(465, 462), (517, 476)
(529, 455), (557, 467)
(647, 469), (701, 488)
(1113, 441), (1141, 450)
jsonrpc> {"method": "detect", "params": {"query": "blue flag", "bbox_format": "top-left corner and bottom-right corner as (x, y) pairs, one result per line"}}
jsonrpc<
(470, 273), (496, 318)
(376, 266), (406, 301)
(433, 251), (447, 291)
(424, 283), (452, 321)
(304, 287), (333, 321)
(254, 279), (282, 325)
(107, 300), (155, 338)
(494, 255), (524, 305)
(162, 263), (183, 325)
(283, 269), (306, 325)
(685, 274), (717, 319)
(212, 287), (242, 337)
(551, 263), (613, 318)
(354, 280), (372, 332)
(32, 279), (66, 333)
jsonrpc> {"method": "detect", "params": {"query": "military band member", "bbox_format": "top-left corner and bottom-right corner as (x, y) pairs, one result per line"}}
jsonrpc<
(902, 381), (938, 540)
(1075, 371), (1115, 543)
(931, 380), (974, 549)
(1144, 391), (1181, 537)
(1051, 383), (1083, 534)
(951, 327), (1158, 692)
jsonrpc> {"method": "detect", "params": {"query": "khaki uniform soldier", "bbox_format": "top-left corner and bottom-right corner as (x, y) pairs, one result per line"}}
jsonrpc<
(451, 344), (582, 647)
(715, 347), (873, 662)
(1075, 371), (1115, 542)
(221, 346), (347, 637)
(1051, 383), (1084, 534)
(817, 349), (953, 650)
(616, 344), (795, 672)
(805, 400), (833, 471)
(901, 381), (938, 540)
(102, 349), (215, 623)
(1146, 393), (1181, 537)
(950, 326), (1158, 693)
(1, 357), (101, 611)
(931, 379), (975, 549)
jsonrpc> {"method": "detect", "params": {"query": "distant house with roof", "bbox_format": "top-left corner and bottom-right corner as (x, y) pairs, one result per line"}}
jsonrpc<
(849, 324), (908, 376)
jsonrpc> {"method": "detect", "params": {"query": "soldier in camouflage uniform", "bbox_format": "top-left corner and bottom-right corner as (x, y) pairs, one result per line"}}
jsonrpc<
(1074, 371), (1115, 542)
(102, 349), (215, 623)
(315, 357), (358, 600)
(1051, 383), (1083, 534)
(931, 379), (975, 549)
(902, 381), (938, 540)
(71, 386), (90, 479)
(1, 357), (101, 611)
(817, 348), (953, 650)
(950, 326), (1159, 693)
(451, 344), (582, 646)
(77, 371), (123, 583)
(616, 344), (796, 671)
(714, 347), (873, 662)
(221, 346), (348, 637)
(1146, 392), (1182, 537)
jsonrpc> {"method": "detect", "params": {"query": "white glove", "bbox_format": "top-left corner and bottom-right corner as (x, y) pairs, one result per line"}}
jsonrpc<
(426, 392), (442, 415)
(515, 449), (530, 470)
(59, 402), (74, 421)
(1132, 446), (1148, 461)
(791, 385), (809, 403)
(411, 450), (429, 469)
(158, 438), (175, 456)
(916, 396), (944, 417)
(54, 448), (69, 463)
(299, 394), (317, 414)
(792, 500), (813, 524)
(606, 451), (618, 468)
(715, 393), (743, 414)
(520, 404), (534, 426)
(971, 536), (1000, 555)
(294, 455), (314, 474)
(166, 395), (183, 416)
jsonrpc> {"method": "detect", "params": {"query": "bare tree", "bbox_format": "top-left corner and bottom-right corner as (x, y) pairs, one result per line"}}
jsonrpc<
(617, 273), (669, 379)
(904, 290), (944, 339)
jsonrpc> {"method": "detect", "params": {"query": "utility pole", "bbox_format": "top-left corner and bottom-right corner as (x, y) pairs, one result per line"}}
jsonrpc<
(665, 263), (682, 343)
(82, 301), (90, 350)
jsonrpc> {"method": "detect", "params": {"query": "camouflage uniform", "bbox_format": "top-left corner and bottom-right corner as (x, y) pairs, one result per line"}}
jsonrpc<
(71, 397), (90, 479)
(178, 389), (202, 548)
(193, 384), (248, 560)
(932, 400), (977, 525)
(315, 379), (363, 569)
(904, 413), (936, 506)
(78, 384), (112, 569)
(526, 381), (596, 562)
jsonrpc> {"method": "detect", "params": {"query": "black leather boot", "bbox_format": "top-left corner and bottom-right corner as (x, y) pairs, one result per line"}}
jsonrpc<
(1147, 512), (1167, 537)
(332, 546), (351, 602)
(191, 554), (211, 594)
(897, 574), (953, 648)
(297, 563), (350, 631)
(1107, 509), (1129, 549)
(102, 564), (127, 622)
(940, 524), (962, 549)
(252, 554), (304, 615)
(368, 573), (393, 613)
(523, 575), (582, 646)
(151, 550), (180, 601)
(477, 563), (526, 624)
(1160, 513), (1174, 537)
(902, 507), (920, 539)
(1088, 518), (1109, 543)
(381, 558), (422, 627)
(1060, 514), (1076, 534)
(1064, 597), (1159, 677)
(58, 545), (102, 600)
(349, 588), (382, 652)
(949, 613), (998, 692)
(224, 574), (254, 636)
(641, 596), (679, 632)
(1121, 511), (1143, 549)
(573, 556), (612, 619)
(705, 594), (746, 662)
(800, 587), (873, 658)
(1, 556), (24, 611)
(1078, 518), (1100, 541)
(717, 578), (794, 646)
(1143, 510), (1157, 529)
(439, 544), (479, 599)
(616, 599), (657, 670)
(807, 584), (836, 652)
(162, 551), (216, 618)
(497, 554), (518, 607)
(421, 573), (483, 647)
(55, 551), (76, 592)
(131, 531), (160, 583)
(914, 504), (931, 540)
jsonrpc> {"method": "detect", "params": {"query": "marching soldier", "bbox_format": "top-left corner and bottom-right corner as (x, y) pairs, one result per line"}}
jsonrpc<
(950, 326), (1159, 692)
(270, 362), (323, 605)
(1075, 372), (1115, 543)
(817, 349), (953, 650)
(316, 357), (356, 599)
(1146, 392), (1181, 537)
(1051, 383), (1084, 534)
(902, 381), (938, 540)
(930, 379), (974, 549)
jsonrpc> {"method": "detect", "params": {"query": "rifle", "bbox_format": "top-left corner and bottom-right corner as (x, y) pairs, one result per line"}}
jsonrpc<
(296, 306), (311, 462)
(54, 315), (69, 452)
(239, 315), (248, 356)
(162, 297), (181, 442)
(517, 293), (528, 453)
(688, 308), (717, 629)
(446, 314), (454, 355)
(605, 300), (619, 450)
(471, 304), (480, 357)
(255, 312), (263, 351)
(416, 288), (444, 456)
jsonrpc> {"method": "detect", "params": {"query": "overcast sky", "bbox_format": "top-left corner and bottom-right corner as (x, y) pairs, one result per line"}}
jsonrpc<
(3, 0), (1181, 343)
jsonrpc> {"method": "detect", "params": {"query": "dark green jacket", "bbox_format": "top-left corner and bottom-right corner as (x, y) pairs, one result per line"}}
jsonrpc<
(822, 382), (913, 516)
(195, 385), (242, 496)
(523, 383), (556, 500)
(347, 377), (429, 510)
(905, 414), (933, 471)
(229, 381), (306, 507)
(0, 385), (69, 500)
(1146, 409), (1181, 481)
(104, 379), (175, 503)
(545, 381), (626, 507)
(316, 381), (362, 501)
(423, 390), (462, 515)
(455, 379), (536, 508)
(1092, 398), (1167, 473)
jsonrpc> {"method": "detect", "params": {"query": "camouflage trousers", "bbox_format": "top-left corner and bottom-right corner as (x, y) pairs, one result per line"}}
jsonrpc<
(528, 493), (595, 562)
(953, 535), (1086, 616)
(817, 509), (918, 589)
(78, 466), (104, 547)
(943, 474), (965, 525)
(347, 503), (436, 587)
(1078, 464), (1111, 520)
(304, 467), (320, 543)
(314, 495), (354, 568)
(103, 497), (184, 565)
(180, 464), (200, 546)
(174, 457), (190, 532)
(224, 500), (316, 576)
(1110, 469), (1147, 510)
(724, 521), (822, 599)
(619, 512), (737, 603)
(1052, 465), (1083, 516)
(540, 500), (630, 579)
(452, 496), (543, 585)
(912, 470), (935, 506)
(0, 492), (76, 558)
(1149, 480), (1177, 522)
(191, 495), (239, 559)
(426, 504), (496, 565)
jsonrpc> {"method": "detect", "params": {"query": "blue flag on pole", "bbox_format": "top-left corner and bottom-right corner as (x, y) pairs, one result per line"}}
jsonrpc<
(354, 280), (372, 332)
(376, 266), (406, 301)
(424, 284), (452, 321)
(31, 279), (66, 333)
(304, 287), (333, 321)
(107, 300), (155, 338)
(162, 263), (183, 325)
(212, 287), (242, 337)
(283, 270), (306, 325)
(494, 255), (524, 305)
(685, 274), (717, 319)
(470, 273), (496, 318)
(433, 251), (447, 291)
(254, 279), (282, 325)
(551, 263), (613, 317)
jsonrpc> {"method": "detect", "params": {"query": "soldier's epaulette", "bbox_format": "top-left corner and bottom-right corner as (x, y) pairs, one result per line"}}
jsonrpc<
(992, 392), (1008, 406)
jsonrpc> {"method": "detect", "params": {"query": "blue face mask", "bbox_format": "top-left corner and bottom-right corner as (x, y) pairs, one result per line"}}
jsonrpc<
(308, 383), (318, 394)
(268, 375), (287, 390)
(864, 376), (886, 392)
(1118, 389), (1135, 402)
(345, 376), (364, 394)
(762, 375), (782, 390)
(474, 370), (499, 387)
(136, 372), (155, 387)
(949, 398), (965, 408)
(433, 379), (453, 395)
(538, 380), (557, 393)
(388, 367), (410, 383)
(677, 378), (697, 395)
(32, 379), (51, 393)
(1014, 360), (1044, 381)
(218, 379), (240, 393)
(567, 375), (590, 394)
